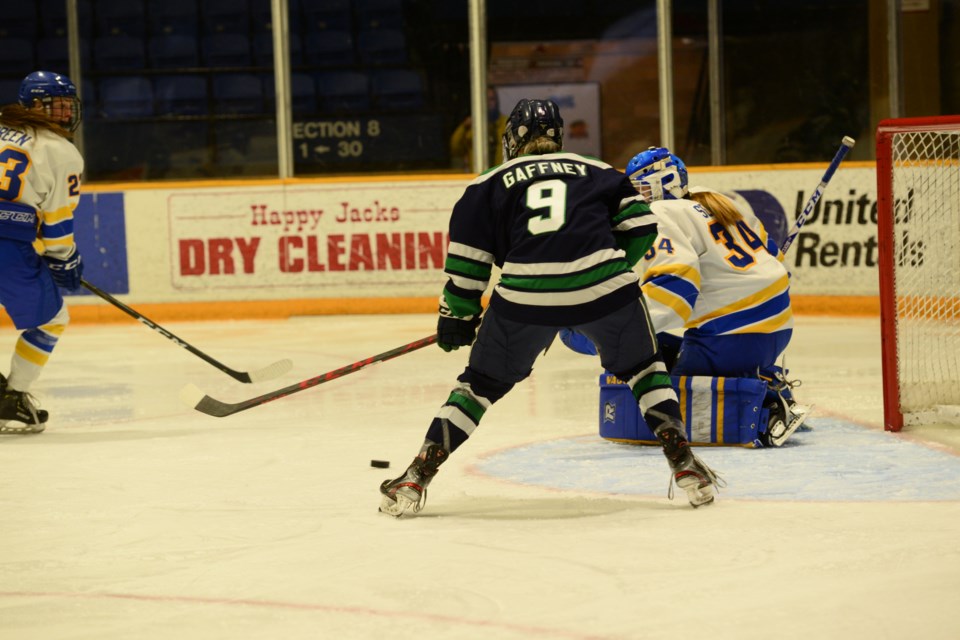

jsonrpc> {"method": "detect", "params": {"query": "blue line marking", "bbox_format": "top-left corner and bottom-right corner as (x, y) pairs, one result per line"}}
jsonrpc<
(475, 418), (960, 501)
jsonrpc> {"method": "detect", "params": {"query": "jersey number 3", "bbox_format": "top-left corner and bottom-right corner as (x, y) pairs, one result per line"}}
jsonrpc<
(526, 179), (568, 235)
(0, 148), (31, 201)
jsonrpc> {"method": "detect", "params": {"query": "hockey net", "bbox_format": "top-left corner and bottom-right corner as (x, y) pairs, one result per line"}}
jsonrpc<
(877, 116), (960, 431)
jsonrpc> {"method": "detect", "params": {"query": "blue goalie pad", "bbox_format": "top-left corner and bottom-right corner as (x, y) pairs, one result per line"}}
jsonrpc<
(559, 328), (598, 356)
(599, 373), (769, 447)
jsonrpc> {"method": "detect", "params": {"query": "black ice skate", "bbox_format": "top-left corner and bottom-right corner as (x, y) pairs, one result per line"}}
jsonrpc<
(761, 394), (809, 447)
(379, 444), (448, 517)
(654, 419), (722, 508)
(0, 384), (49, 434)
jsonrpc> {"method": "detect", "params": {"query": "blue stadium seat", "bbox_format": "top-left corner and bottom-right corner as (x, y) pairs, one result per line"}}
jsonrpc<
(263, 73), (316, 114)
(300, 0), (352, 32)
(212, 74), (263, 114)
(155, 75), (208, 115)
(371, 69), (424, 110)
(93, 35), (146, 71)
(0, 78), (22, 104)
(316, 71), (370, 112)
(354, 0), (404, 30)
(249, 0), (273, 31)
(40, 0), (93, 38)
(0, 37), (36, 73)
(36, 36), (69, 71)
(96, 0), (146, 37)
(356, 29), (406, 65)
(304, 30), (355, 66)
(149, 35), (200, 68)
(202, 0), (251, 34)
(147, 0), (199, 36)
(100, 77), (155, 118)
(253, 32), (303, 66)
(202, 33), (253, 67)
(1, 3), (38, 38)
(81, 80), (96, 113)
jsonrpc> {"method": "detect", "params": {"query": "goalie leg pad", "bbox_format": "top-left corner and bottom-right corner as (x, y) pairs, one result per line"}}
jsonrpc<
(600, 374), (768, 447)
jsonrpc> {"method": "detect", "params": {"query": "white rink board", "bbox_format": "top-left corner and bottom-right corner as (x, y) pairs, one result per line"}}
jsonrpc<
(117, 164), (880, 303)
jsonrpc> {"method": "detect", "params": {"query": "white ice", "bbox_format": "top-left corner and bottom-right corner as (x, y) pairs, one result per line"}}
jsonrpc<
(2, 314), (959, 640)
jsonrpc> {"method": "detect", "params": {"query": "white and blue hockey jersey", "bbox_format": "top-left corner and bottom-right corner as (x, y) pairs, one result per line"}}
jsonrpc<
(640, 188), (792, 336)
(0, 124), (83, 259)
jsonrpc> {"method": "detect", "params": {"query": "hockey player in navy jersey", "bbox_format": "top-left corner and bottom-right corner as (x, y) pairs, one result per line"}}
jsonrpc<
(379, 100), (721, 517)
(563, 147), (806, 446)
(0, 71), (85, 433)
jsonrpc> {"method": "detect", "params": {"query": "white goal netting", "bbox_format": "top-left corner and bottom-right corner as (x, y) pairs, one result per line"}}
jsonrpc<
(885, 122), (960, 426)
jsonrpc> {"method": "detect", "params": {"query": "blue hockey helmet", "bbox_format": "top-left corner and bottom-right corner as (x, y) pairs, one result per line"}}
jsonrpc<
(18, 70), (82, 132)
(626, 147), (689, 200)
(501, 98), (564, 161)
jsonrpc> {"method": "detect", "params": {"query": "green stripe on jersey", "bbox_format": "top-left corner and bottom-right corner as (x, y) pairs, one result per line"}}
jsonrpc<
(443, 288), (482, 317)
(445, 255), (492, 280)
(612, 201), (651, 225)
(500, 259), (631, 292)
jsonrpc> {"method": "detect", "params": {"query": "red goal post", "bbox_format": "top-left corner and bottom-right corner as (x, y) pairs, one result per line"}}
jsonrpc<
(876, 115), (960, 431)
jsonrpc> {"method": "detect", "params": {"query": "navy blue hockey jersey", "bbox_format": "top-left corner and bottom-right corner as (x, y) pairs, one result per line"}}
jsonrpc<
(441, 152), (657, 326)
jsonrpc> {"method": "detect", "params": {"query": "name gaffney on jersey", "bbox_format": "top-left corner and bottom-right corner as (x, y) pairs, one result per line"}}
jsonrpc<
(501, 160), (588, 188)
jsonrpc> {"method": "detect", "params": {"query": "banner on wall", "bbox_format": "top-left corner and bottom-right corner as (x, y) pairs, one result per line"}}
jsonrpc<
(495, 83), (601, 158)
(167, 181), (462, 296)
(114, 164), (885, 304)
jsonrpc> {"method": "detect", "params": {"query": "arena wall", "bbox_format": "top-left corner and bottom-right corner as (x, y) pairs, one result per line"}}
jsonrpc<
(2, 161), (881, 325)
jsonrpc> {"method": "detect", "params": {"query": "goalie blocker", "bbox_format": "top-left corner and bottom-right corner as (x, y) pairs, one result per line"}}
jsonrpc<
(601, 374), (778, 447)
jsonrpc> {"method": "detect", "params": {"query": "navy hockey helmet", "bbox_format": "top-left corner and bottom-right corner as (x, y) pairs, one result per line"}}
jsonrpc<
(626, 147), (689, 200)
(19, 70), (82, 132)
(501, 98), (564, 161)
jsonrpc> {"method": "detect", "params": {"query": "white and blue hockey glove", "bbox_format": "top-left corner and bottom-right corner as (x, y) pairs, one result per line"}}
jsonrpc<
(559, 328), (598, 356)
(437, 299), (480, 352)
(44, 249), (84, 291)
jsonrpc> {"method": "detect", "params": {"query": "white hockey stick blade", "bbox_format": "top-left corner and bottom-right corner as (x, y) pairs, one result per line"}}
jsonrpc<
(244, 358), (294, 383)
(180, 383), (207, 410)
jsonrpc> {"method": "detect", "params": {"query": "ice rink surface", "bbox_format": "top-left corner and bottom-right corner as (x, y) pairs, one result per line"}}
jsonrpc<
(2, 313), (959, 640)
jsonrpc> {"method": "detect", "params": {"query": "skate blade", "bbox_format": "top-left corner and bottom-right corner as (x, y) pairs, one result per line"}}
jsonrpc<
(769, 410), (810, 447)
(378, 493), (418, 517)
(675, 475), (716, 508)
(0, 420), (45, 434)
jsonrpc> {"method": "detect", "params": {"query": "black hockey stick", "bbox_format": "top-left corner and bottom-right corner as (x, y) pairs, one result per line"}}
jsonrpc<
(780, 136), (856, 254)
(180, 334), (439, 417)
(80, 279), (292, 383)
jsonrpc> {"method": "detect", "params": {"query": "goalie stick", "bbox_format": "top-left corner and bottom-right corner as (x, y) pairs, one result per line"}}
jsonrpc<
(780, 136), (856, 254)
(181, 334), (439, 417)
(81, 280), (292, 383)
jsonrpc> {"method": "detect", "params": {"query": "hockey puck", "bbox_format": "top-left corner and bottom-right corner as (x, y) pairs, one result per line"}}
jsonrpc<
(370, 460), (390, 469)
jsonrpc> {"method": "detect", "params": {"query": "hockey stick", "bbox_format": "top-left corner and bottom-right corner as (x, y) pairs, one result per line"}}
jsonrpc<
(80, 279), (292, 383)
(180, 334), (439, 417)
(780, 136), (857, 254)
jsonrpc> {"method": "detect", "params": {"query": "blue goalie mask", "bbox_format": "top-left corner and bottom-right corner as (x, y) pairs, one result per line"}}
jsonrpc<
(626, 147), (689, 201)
(501, 98), (564, 161)
(19, 70), (82, 132)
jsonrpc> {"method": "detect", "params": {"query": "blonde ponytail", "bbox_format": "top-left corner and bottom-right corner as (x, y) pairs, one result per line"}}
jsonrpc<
(688, 190), (742, 228)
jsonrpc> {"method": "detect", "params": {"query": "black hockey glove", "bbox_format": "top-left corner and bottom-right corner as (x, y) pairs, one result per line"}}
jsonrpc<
(437, 300), (481, 352)
(44, 249), (84, 291)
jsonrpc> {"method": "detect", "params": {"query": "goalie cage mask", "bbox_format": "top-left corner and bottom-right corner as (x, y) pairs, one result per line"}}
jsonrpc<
(501, 98), (564, 161)
(627, 146), (689, 201)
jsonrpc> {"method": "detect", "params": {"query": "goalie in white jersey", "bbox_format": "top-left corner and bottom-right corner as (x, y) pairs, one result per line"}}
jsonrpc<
(0, 71), (85, 433)
(563, 147), (806, 445)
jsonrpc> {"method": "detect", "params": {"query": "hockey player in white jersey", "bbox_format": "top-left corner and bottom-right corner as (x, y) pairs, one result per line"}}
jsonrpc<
(633, 147), (805, 445)
(0, 71), (85, 433)
(563, 147), (806, 445)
